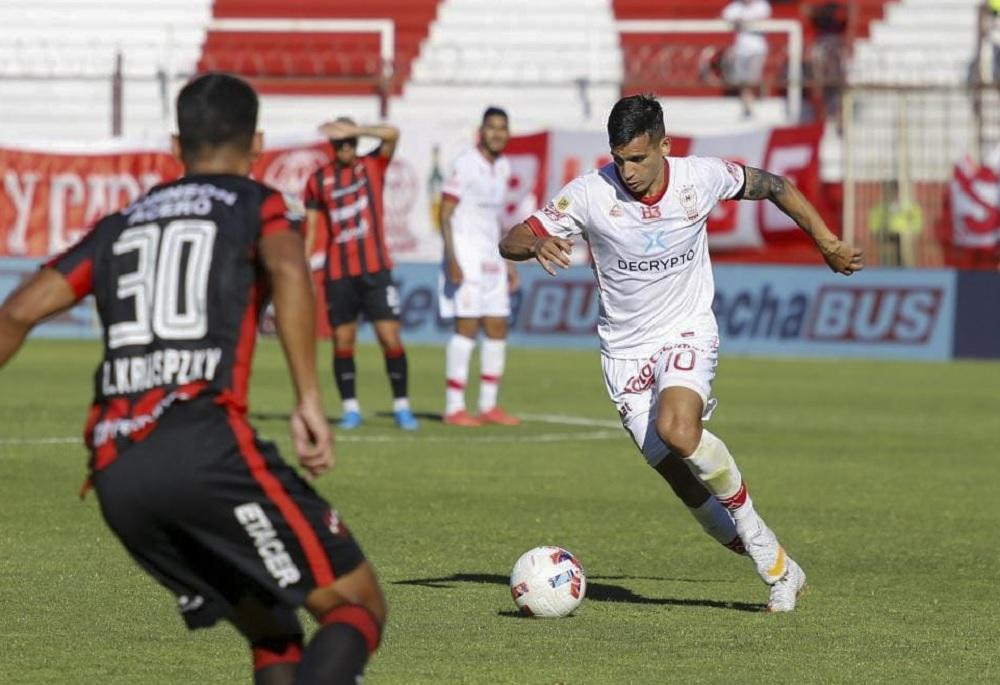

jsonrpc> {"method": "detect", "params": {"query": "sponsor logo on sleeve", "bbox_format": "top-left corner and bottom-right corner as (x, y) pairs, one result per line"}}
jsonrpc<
(541, 202), (566, 222)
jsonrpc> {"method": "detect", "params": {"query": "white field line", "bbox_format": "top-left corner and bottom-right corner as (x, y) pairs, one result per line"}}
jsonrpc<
(0, 414), (623, 447)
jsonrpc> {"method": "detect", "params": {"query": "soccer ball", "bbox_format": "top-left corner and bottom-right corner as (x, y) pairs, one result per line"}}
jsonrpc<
(509, 546), (587, 618)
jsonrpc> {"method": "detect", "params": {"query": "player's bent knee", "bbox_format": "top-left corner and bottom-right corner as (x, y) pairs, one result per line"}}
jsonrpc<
(305, 561), (387, 627)
(655, 414), (702, 458)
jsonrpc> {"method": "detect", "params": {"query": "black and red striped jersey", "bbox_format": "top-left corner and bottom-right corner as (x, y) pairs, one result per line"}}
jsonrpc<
(45, 174), (303, 469)
(303, 151), (394, 280)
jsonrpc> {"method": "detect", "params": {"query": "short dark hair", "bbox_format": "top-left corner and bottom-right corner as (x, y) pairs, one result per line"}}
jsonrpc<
(176, 73), (258, 160)
(607, 94), (665, 149)
(482, 106), (508, 125)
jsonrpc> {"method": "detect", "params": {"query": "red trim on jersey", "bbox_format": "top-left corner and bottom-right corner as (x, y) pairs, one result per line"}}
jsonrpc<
(446, 378), (465, 390)
(93, 397), (129, 471)
(617, 159), (670, 206)
(525, 216), (551, 238)
(253, 642), (303, 671)
(63, 258), (94, 300)
(334, 348), (355, 359)
(319, 604), (382, 654)
(341, 166), (363, 277)
(260, 192), (294, 238)
(480, 374), (500, 384)
(364, 155), (392, 272)
(83, 404), (101, 451)
(441, 191), (461, 204)
(383, 346), (404, 359)
(129, 388), (167, 443)
(228, 283), (259, 412)
(226, 409), (335, 588)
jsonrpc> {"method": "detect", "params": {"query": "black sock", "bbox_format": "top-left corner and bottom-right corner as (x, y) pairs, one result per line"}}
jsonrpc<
(254, 664), (296, 685)
(296, 623), (369, 685)
(384, 347), (408, 399)
(251, 638), (302, 685)
(333, 350), (356, 402)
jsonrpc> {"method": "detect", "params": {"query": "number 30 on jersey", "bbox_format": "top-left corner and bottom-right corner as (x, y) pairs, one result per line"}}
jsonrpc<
(109, 220), (217, 350)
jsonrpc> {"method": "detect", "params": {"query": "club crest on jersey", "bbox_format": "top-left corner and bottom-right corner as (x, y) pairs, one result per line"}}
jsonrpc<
(679, 185), (699, 220)
(608, 203), (624, 218)
(640, 205), (661, 221)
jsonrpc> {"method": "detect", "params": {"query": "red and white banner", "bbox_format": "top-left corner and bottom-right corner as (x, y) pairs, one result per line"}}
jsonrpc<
(949, 155), (1000, 250)
(0, 123), (823, 261)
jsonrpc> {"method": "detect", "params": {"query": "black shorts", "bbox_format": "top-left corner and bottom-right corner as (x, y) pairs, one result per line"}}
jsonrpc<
(325, 270), (400, 327)
(93, 400), (366, 630)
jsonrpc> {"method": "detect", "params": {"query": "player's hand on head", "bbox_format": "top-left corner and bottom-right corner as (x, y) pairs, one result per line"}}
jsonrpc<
(532, 237), (573, 276)
(318, 120), (359, 141)
(821, 240), (864, 276)
(290, 397), (334, 478)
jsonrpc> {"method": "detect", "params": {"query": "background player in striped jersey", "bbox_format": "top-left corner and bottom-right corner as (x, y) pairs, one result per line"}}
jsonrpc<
(501, 94), (863, 612)
(304, 117), (418, 431)
(0, 74), (385, 684)
(439, 107), (521, 427)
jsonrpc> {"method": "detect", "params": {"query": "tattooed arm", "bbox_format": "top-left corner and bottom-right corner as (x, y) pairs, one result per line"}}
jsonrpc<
(741, 166), (864, 275)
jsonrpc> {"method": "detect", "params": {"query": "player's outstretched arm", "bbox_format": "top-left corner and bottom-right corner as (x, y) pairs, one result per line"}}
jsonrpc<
(499, 223), (572, 276)
(260, 229), (333, 478)
(0, 269), (78, 368)
(742, 166), (864, 275)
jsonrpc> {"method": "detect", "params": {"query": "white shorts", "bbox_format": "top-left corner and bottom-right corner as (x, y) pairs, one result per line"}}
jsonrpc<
(602, 333), (719, 467)
(438, 257), (510, 319)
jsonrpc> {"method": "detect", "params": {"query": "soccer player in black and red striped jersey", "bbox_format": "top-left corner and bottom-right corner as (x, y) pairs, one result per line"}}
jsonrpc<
(304, 119), (418, 431)
(0, 74), (385, 685)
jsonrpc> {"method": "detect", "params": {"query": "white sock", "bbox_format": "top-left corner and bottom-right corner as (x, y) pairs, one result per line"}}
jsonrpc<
(688, 497), (744, 553)
(393, 397), (410, 412)
(342, 398), (360, 414)
(683, 430), (751, 515)
(445, 334), (476, 415)
(478, 338), (507, 412)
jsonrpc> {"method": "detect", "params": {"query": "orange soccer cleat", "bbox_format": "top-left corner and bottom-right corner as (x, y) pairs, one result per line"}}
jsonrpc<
(443, 409), (482, 427)
(477, 406), (522, 426)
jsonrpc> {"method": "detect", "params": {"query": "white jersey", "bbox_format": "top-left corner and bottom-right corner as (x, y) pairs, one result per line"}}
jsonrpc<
(526, 156), (745, 358)
(442, 147), (511, 260)
(721, 0), (772, 55)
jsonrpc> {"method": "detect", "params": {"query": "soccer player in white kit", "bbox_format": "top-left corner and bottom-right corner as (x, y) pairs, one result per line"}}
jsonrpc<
(439, 107), (521, 427)
(500, 95), (864, 611)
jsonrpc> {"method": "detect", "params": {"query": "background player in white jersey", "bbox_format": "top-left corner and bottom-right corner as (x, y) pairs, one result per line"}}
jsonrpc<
(500, 94), (863, 612)
(439, 107), (521, 427)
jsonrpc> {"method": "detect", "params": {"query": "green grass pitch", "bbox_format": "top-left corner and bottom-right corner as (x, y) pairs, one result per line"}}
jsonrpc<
(1, 339), (999, 684)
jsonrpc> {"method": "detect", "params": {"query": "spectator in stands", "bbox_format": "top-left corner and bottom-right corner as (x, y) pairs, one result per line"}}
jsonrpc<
(868, 180), (923, 267)
(721, 0), (772, 118)
(806, 1), (847, 125)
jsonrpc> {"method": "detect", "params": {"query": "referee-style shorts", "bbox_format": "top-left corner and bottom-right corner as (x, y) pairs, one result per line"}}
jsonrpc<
(325, 270), (400, 327)
(93, 399), (366, 630)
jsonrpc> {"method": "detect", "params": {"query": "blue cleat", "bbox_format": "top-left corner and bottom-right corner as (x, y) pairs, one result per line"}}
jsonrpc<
(339, 410), (363, 430)
(393, 408), (419, 431)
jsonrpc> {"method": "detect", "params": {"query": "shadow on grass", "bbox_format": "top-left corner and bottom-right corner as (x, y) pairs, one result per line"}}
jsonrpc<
(250, 410), (445, 423)
(394, 573), (763, 613)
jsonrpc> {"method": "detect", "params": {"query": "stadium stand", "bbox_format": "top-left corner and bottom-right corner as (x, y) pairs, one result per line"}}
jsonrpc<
(199, 0), (439, 96)
(0, 0), (211, 140)
(396, 0), (622, 130)
(0, 0), (982, 144)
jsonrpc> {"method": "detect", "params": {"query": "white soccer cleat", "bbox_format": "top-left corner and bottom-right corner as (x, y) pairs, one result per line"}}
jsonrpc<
(766, 559), (806, 613)
(735, 512), (788, 585)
